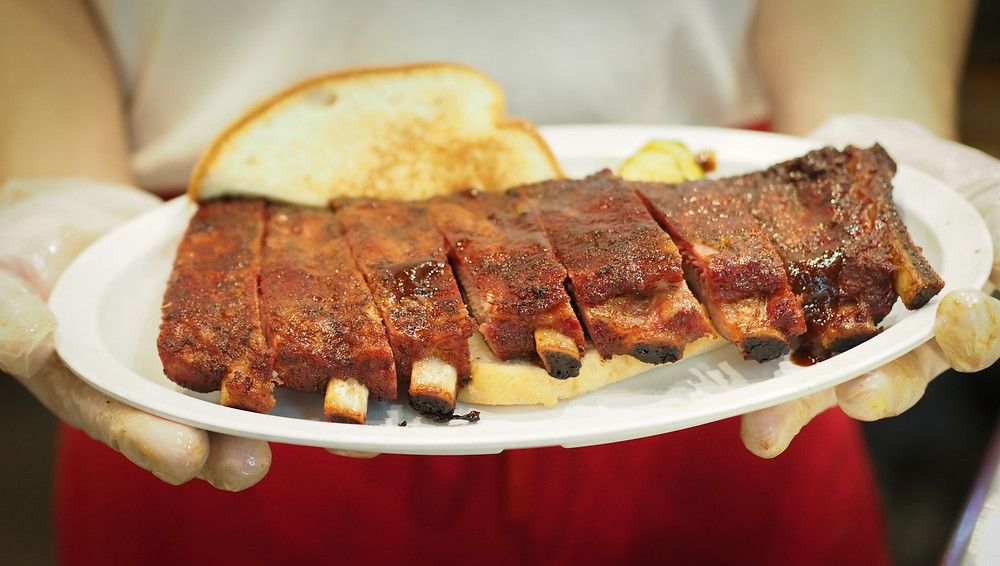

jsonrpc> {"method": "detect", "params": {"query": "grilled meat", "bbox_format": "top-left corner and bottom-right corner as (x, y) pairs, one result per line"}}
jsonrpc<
(158, 145), (943, 417)
(430, 190), (586, 378)
(734, 145), (942, 361)
(157, 199), (275, 412)
(854, 145), (945, 309)
(514, 171), (715, 363)
(260, 205), (397, 422)
(336, 199), (474, 415)
(637, 180), (807, 361)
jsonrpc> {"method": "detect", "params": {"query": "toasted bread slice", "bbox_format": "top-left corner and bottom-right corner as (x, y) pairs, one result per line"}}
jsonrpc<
(190, 63), (562, 205)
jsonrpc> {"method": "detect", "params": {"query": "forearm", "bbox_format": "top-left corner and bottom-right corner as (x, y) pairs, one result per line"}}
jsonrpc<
(0, 0), (132, 185)
(752, 0), (975, 138)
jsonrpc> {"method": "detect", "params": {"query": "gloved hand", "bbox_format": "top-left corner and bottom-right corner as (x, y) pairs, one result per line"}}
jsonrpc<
(0, 179), (271, 490)
(741, 116), (1000, 458)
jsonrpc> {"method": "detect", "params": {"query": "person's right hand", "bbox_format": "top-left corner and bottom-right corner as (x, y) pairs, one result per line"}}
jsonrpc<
(0, 179), (271, 491)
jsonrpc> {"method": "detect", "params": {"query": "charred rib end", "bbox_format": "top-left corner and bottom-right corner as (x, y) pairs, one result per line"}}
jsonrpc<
(739, 336), (790, 363)
(900, 284), (943, 310)
(827, 333), (876, 354)
(324, 378), (369, 424)
(409, 357), (458, 416)
(535, 328), (581, 379)
(541, 351), (582, 379)
(631, 343), (682, 365)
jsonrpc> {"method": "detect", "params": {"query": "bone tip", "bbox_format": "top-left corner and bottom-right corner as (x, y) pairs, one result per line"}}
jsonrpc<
(409, 357), (458, 416)
(534, 328), (582, 379)
(540, 351), (581, 379)
(739, 336), (790, 363)
(826, 332), (877, 354)
(324, 378), (369, 424)
(630, 342), (682, 365)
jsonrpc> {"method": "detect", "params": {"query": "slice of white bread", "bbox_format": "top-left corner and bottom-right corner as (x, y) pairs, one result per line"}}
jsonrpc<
(461, 334), (721, 407)
(190, 62), (722, 406)
(190, 63), (562, 205)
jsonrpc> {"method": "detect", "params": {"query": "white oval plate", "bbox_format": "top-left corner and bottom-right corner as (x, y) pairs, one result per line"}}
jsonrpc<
(50, 125), (993, 455)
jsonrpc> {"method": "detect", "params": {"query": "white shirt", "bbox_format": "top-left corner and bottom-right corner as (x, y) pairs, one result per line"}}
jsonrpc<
(92, 0), (765, 192)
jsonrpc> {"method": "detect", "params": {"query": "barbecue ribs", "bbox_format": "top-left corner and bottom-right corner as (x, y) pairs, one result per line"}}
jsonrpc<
(734, 145), (944, 362)
(157, 145), (944, 418)
(430, 190), (586, 377)
(260, 205), (397, 423)
(637, 180), (807, 361)
(514, 171), (715, 363)
(337, 199), (474, 415)
(157, 199), (275, 412)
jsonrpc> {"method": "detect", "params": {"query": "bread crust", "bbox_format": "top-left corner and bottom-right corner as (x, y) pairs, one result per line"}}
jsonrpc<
(188, 62), (563, 204)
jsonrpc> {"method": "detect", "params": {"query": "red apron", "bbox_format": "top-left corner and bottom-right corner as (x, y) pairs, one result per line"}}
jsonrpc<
(55, 409), (888, 565)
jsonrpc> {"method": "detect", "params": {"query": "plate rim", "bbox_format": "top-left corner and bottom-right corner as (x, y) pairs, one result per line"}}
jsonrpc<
(49, 124), (994, 455)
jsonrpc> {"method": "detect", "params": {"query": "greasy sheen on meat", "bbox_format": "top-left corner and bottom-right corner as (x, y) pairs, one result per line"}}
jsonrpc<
(157, 199), (275, 412)
(430, 190), (586, 377)
(336, 199), (474, 412)
(637, 180), (807, 362)
(261, 205), (397, 402)
(734, 145), (943, 362)
(514, 171), (714, 363)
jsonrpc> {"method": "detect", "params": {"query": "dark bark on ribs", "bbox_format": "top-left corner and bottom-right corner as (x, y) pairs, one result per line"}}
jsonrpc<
(157, 199), (275, 413)
(513, 171), (714, 362)
(336, 199), (474, 415)
(858, 145), (945, 309)
(429, 190), (586, 378)
(260, 205), (397, 411)
(636, 180), (807, 362)
(733, 145), (943, 361)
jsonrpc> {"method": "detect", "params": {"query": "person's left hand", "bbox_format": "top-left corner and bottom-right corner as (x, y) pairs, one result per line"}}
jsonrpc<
(0, 179), (274, 489)
(741, 116), (1000, 458)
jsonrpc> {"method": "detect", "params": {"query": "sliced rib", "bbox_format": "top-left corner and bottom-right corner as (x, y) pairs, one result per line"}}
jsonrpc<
(157, 199), (275, 412)
(636, 180), (807, 361)
(514, 171), (715, 363)
(260, 204), (397, 423)
(853, 145), (945, 309)
(430, 191), (586, 378)
(735, 145), (943, 361)
(336, 200), (474, 415)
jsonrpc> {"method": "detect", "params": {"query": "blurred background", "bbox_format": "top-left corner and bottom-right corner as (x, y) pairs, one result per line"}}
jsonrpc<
(2, 3), (998, 565)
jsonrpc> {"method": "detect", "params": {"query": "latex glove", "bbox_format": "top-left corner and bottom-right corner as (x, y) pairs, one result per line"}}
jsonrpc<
(741, 116), (1000, 458)
(0, 179), (271, 490)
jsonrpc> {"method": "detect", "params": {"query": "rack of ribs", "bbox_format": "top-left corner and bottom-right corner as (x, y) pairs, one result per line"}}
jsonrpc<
(157, 199), (275, 412)
(336, 200), (474, 415)
(158, 145), (945, 418)
(513, 171), (715, 363)
(430, 190), (586, 378)
(734, 145), (944, 362)
(636, 180), (807, 362)
(260, 205), (397, 424)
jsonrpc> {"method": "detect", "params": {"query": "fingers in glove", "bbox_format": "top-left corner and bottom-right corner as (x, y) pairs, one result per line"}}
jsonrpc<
(197, 433), (271, 492)
(836, 342), (949, 421)
(0, 179), (160, 297)
(740, 389), (837, 459)
(20, 359), (209, 485)
(935, 289), (1000, 372)
(0, 271), (55, 378)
